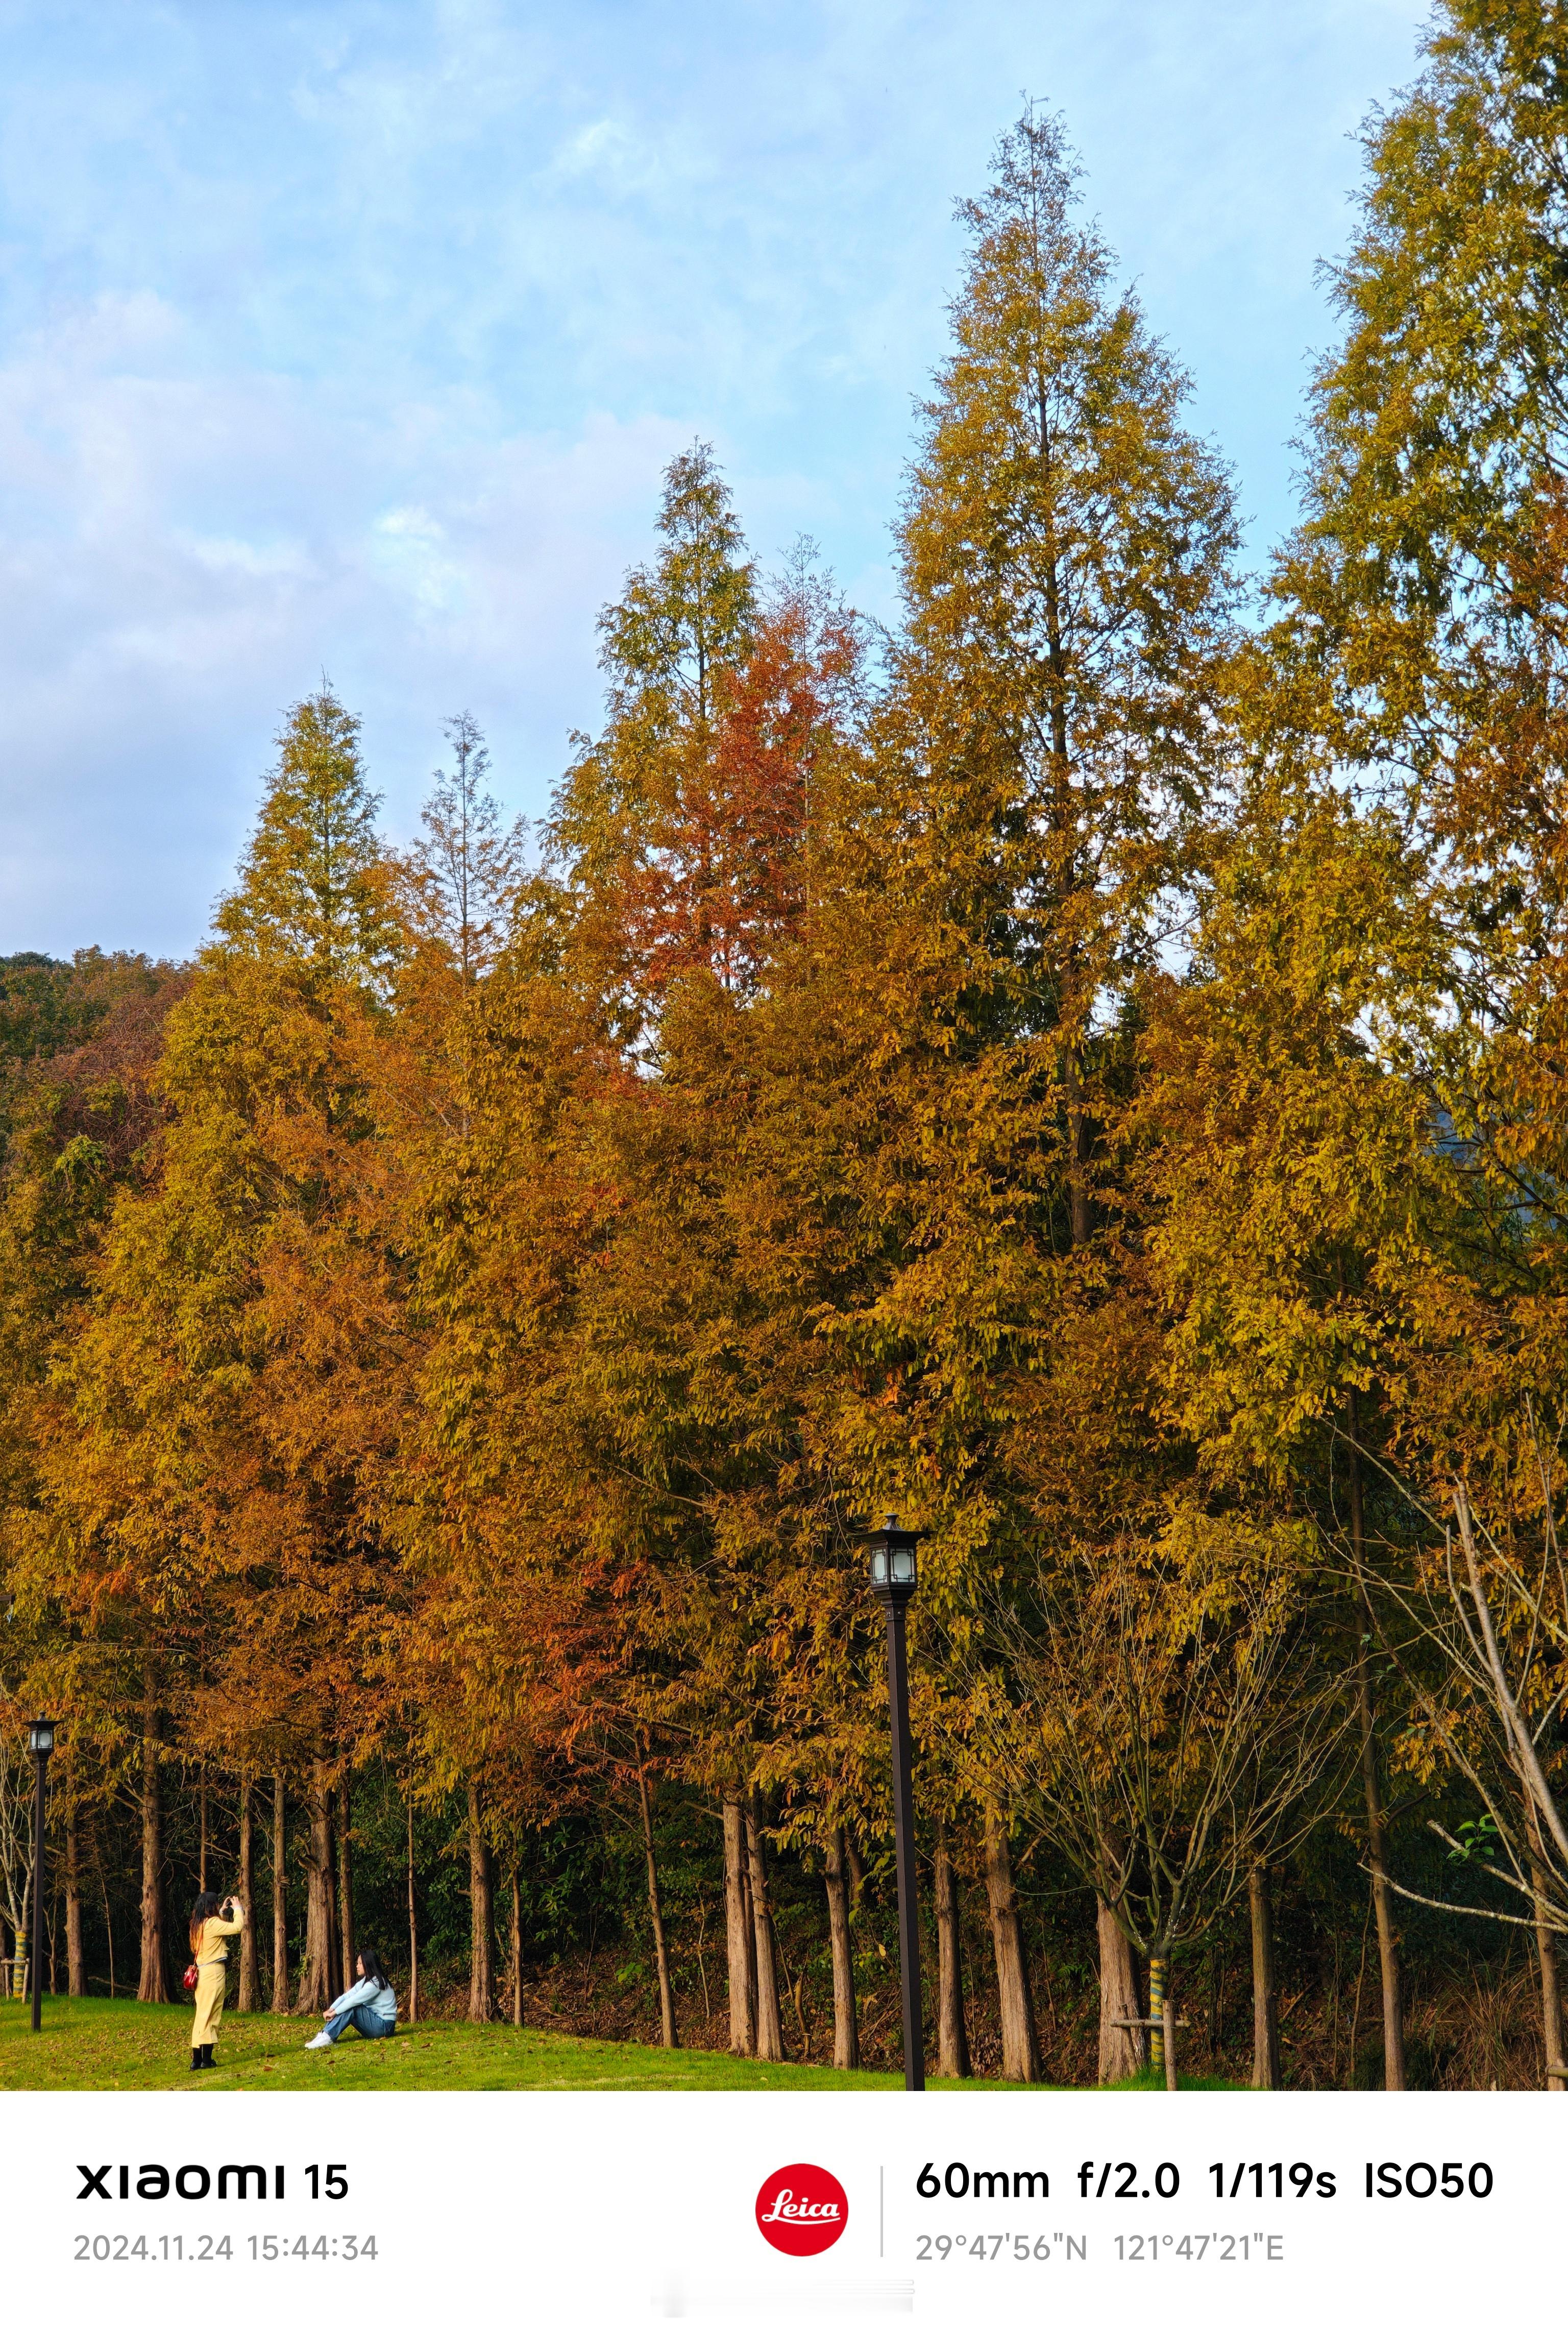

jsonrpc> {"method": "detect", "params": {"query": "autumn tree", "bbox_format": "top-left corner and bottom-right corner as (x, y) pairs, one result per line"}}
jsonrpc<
(550, 442), (758, 1026)
(398, 448), (892, 2060)
(980, 1512), (1346, 2082)
(47, 689), (412, 2012)
(215, 687), (399, 977)
(824, 104), (1243, 2076)
(0, 956), (189, 1998)
(404, 714), (527, 986)
(1273, 0), (1568, 1405)
(1215, 0), (1568, 2085)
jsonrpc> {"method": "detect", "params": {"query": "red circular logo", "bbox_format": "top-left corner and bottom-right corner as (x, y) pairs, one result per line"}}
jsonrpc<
(755, 2163), (849, 2256)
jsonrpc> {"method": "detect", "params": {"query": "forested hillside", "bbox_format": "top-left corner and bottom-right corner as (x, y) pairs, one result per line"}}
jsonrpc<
(4, 5), (1566, 2088)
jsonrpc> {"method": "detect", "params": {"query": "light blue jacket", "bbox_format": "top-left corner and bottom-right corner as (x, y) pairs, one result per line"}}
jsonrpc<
(327, 1975), (397, 2024)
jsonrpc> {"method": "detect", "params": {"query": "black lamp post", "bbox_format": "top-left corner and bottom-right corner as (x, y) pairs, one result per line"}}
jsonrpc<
(27, 1719), (55, 2032)
(866, 1516), (923, 2092)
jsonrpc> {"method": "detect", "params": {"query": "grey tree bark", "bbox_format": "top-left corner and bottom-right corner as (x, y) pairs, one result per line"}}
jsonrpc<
(468, 1783), (496, 2021)
(137, 1679), (171, 2004)
(638, 1763), (678, 2048)
(1249, 1862), (1281, 2089)
(236, 1781), (259, 2012)
(270, 1775), (289, 2012)
(824, 1826), (860, 2070)
(1528, 1801), (1564, 2091)
(296, 1760), (336, 2013)
(741, 1800), (782, 2061)
(935, 1829), (970, 2079)
(746, 1793), (785, 2061)
(336, 1775), (354, 1985)
(509, 1864), (524, 2027)
(65, 1793), (85, 1997)
(1096, 1898), (1143, 2081)
(984, 1802), (1040, 2082)
(406, 1791), (419, 2025)
(722, 1793), (755, 2053)
(1346, 1393), (1405, 2090)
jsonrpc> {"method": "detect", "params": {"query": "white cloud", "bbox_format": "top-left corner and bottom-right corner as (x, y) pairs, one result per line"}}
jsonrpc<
(0, 0), (1432, 957)
(0, 288), (692, 953)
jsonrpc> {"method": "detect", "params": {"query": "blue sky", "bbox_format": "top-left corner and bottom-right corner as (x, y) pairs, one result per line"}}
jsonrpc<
(0, 0), (1429, 959)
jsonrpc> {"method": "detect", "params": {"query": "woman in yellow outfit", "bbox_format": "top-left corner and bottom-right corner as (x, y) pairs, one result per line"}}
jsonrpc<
(188, 1890), (244, 2073)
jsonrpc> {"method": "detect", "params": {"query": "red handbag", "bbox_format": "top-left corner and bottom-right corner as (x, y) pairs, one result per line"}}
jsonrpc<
(182, 1963), (198, 1990)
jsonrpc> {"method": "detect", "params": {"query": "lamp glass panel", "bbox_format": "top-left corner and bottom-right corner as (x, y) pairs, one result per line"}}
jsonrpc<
(870, 1549), (888, 1584)
(31, 1722), (54, 1755)
(891, 1548), (916, 1586)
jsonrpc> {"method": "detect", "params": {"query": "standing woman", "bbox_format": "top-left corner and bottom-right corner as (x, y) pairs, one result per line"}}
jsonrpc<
(188, 1890), (244, 2072)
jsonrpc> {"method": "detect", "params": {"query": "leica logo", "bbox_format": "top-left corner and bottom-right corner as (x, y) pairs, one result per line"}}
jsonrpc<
(754, 2164), (849, 2256)
(761, 2192), (841, 2224)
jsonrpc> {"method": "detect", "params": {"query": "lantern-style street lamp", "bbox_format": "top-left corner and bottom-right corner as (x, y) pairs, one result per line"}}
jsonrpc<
(866, 1516), (924, 2091)
(28, 1719), (55, 2032)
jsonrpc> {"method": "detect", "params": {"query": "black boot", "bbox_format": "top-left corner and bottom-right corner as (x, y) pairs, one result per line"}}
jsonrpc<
(189, 2049), (202, 2072)
(204, 2046), (216, 2068)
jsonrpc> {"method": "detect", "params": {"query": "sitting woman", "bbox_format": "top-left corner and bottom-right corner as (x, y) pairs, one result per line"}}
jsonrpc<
(305, 1947), (398, 2050)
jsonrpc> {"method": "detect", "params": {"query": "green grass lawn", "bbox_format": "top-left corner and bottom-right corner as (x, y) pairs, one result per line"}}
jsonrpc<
(0, 1995), (1244, 2092)
(0, 1995), (998, 2092)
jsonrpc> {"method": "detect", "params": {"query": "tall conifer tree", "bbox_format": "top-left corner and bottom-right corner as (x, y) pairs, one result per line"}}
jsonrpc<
(216, 686), (396, 981)
(1258, 0), (1568, 2086)
(881, 107), (1241, 2076)
(898, 109), (1238, 1102)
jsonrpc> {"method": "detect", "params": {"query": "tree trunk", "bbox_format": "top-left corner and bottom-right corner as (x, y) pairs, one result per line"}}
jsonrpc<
(198, 1761), (208, 1891)
(98, 1836), (116, 1998)
(1535, 1882), (1564, 2092)
(638, 1763), (678, 2048)
(1347, 1395), (1405, 2090)
(297, 1760), (335, 2013)
(824, 1825), (861, 2070)
(65, 1794), (85, 1998)
(137, 1681), (171, 2004)
(406, 1791), (419, 2026)
(984, 1802), (1040, 2082)
(336, 1776), (354, 1985)
(1350, 1623), (1405, 2085)
(934, 1829), (969, 2079)
(1355, 1614), (1405, 2089)
(1096, 1898), (1144, 2081)
(327, 1785), (342, 2000)
(1528, 1799), (1564, 2091)
(824, 1826), (861, 2070)
(1249, 1862), (1281, 2090)
(509, 1864), (523, 2027)
(468, 1784), (495, 2021)
(236, 1781), (259, 2013)
(270, 1775), (289, 2013)
(746, 1793), (785, 2061)
(722, 1793), (755, 2054)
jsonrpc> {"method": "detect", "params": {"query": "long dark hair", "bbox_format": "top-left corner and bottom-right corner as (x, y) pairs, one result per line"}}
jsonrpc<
(357, 1945), (388, 1990)
(188, 1891), (222, 1951)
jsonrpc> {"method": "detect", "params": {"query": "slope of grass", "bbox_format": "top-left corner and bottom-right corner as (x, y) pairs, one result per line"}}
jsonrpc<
(1, 1996), (1249, 2092)
(0, 1996), (989, 2092)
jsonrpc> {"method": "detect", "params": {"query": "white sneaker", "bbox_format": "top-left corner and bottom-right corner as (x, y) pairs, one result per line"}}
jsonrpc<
(304, 2031), (334, 2050)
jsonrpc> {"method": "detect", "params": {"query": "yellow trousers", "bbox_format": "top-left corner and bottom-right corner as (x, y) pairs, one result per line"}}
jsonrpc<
(191, 1964), (227, 2049)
